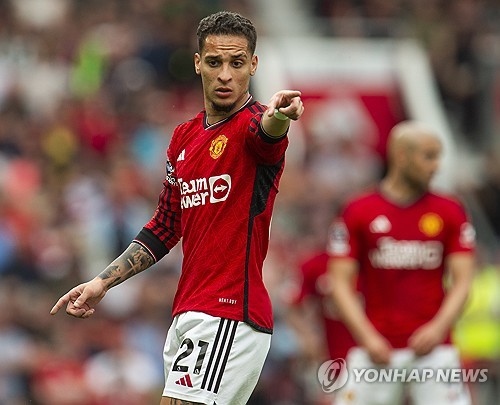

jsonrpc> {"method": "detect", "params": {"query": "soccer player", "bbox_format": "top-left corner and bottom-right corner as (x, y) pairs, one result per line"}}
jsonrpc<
(329, 121), (476, 405)
(289, 250), (356, 364)
(288, 250), (357, 403)
(50, 11), (304, 405)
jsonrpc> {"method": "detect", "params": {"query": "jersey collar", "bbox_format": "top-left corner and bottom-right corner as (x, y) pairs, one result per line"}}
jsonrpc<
(203, 94), (253, 130)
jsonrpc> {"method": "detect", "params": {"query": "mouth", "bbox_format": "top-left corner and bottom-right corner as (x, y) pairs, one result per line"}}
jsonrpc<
(215, 87), (232, 98)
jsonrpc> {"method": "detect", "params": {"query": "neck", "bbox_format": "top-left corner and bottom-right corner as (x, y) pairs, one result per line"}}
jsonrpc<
(380, 177), (426, 205)
(205, 93), (251, 125)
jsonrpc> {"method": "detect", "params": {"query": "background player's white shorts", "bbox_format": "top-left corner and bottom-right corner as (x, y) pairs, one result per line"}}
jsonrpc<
(162, 311), (271, 405)
(335, 345), (471, 405)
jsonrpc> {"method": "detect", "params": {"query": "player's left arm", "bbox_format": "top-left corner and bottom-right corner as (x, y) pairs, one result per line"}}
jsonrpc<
(408, 251), (475, 355)
(261, 90), (304, 137)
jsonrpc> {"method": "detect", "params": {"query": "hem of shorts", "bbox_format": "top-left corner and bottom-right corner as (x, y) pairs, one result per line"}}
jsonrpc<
(162, 390), (213, 405)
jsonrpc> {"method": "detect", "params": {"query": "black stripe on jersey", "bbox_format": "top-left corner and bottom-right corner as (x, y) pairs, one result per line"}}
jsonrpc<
(201, 319), (238, 393)
(243, 160), (284, 334)
(249, 118), (260, 139)
(247, 100), (266, 115)
(152, 186), (179, 245)
(250, 160), (284, 218)
(246, 318), (272, 334)
(162, 187), (176, 236)
(249, 101), (267, 113)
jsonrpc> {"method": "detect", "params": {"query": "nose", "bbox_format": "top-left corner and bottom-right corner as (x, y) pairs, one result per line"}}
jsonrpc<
(218, 63), (232, 82)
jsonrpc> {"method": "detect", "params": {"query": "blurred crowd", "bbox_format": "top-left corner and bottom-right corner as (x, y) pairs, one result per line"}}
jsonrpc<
(310, 0), (500, 150)
(0, 0), (499, 404)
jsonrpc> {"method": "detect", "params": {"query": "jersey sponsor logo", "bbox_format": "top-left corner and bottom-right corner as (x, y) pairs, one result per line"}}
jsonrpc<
(179, 174), (231, 209)
(327, 220), (350, 255)
(369, 237), (443, 269)
(419, 213), (443, 237)
(369, 215), (391, 233)
(209, 175), (231, 203)
(209, 134), (228, 159)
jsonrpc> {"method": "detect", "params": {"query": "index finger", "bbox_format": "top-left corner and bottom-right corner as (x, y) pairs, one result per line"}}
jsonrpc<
(283, 90), (302, 98)
(50, 294), (70, 315)
(267, 90), (302, 116)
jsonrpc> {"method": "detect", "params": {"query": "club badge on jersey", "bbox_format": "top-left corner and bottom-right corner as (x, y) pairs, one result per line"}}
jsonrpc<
(209, 135), (228, 159)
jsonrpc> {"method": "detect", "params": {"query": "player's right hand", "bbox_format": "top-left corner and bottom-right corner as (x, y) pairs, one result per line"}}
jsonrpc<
(50, 278), (106, 318)
(266, 90), (304, 121)
(364, 333), (393, 365)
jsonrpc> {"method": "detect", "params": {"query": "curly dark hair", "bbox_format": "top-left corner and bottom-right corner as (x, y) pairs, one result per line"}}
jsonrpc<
(196, 11), (257, 55)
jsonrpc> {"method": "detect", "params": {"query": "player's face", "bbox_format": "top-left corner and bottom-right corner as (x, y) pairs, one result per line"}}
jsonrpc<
(194, 35), (257, 119)
(403, 137), (442, 191)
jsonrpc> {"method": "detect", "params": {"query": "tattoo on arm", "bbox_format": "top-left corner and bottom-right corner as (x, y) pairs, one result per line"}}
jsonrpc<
(98, 243), (155, 289)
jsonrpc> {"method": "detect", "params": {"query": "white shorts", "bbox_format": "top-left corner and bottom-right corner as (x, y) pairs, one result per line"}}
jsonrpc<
(162, 311), (271, 405)
(335, 345), (471, 405)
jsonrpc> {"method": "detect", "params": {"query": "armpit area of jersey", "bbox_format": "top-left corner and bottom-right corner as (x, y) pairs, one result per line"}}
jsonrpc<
(133, 227), (170, 262)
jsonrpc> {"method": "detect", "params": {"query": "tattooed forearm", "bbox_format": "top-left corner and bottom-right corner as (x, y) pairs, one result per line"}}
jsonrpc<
(97, 243), (155, 289)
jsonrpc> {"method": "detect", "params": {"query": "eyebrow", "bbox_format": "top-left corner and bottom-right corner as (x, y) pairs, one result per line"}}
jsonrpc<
(204, 52), (248, 60)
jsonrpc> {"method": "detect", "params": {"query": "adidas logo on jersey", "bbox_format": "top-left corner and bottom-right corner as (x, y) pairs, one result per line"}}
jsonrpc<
(175, 374), (193, 387)
(177, 149), (186, 162)
(370, 215), (391, 233)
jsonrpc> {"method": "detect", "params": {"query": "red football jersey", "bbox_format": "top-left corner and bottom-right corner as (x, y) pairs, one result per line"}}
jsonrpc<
(135, 96), (288, 333)
(327, 190), (475, 348)
(292, 252), (356, 360)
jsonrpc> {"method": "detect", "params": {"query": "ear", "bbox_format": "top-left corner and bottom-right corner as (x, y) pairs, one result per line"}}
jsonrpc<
(250, 55), (258, 76)
(194, 53), (201, 75)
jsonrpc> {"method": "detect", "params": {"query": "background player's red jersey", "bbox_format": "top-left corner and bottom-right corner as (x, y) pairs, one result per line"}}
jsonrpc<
(327, 190), (475, 348)
(135, 96), (288, 333)
(292, 252), (356, 360)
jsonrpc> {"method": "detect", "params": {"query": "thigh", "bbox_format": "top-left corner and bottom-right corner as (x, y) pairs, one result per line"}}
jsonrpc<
(409, 345), (471, 405)
(162, 311), (271, 405)
(335, 347), (406, 405)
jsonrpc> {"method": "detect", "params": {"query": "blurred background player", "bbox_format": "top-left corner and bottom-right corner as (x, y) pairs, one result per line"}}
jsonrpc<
(288, 248), (357, 404)
(329, 121), (476, 405)
(290, 249), (356, 364)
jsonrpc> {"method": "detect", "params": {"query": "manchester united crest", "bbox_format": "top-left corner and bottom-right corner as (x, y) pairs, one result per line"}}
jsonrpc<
(419, 213), (443, 237)
(209, 135), (228, 159)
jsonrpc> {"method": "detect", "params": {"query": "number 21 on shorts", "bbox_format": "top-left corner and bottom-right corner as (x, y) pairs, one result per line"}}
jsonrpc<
(172, 338), (209, 374)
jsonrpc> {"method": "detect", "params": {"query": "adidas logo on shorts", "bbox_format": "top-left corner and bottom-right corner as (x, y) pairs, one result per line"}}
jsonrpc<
(175, 374), (193, 387)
